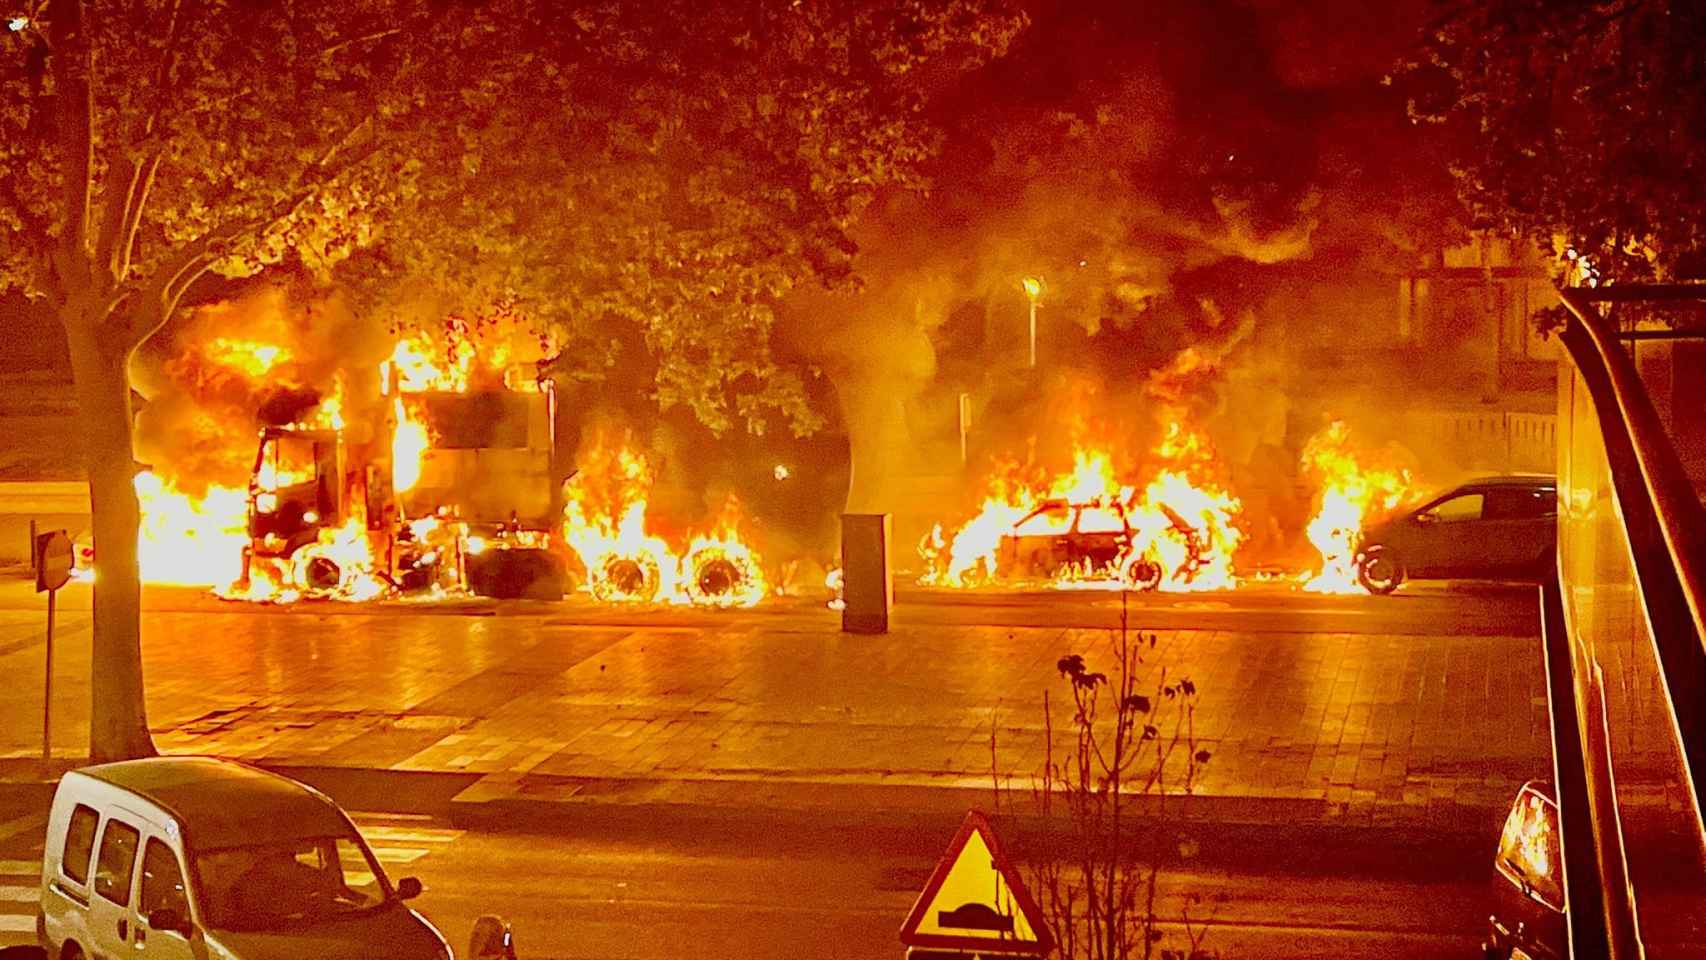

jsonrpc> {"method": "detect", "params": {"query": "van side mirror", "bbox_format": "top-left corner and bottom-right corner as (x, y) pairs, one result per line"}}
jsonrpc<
(147, 907), (191, 937)
(1414, 512), (1437, 525)
(396, 876), (423, 900)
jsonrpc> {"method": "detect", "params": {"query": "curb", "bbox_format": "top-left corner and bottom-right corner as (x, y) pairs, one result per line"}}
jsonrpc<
(0, 763), (1502, 879)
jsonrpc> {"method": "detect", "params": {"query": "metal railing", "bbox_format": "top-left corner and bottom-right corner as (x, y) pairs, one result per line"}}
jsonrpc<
(1553, 285), (1706, 958)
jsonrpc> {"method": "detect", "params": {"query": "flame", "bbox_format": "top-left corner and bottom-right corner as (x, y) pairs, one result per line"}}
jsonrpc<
(393, 397), (429, 493)
(922, 421), (1243, 591)
(385, 332), (476, 393)
(826, 567), (845, 610)
(561, 444), (682, 604)
(681, 498), (768, 608)
(133, 471), (251, 586)
(288, 515), (388, 601)
(205, 337), (291, 376)
(561, 441), (769, 606)
(1300, 421), (1416, 593)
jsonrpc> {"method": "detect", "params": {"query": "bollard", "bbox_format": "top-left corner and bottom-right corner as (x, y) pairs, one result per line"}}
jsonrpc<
(840, 513), (892, 634)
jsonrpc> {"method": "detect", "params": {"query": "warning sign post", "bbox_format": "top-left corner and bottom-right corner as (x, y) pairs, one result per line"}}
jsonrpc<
(898, 810), (1054, 957)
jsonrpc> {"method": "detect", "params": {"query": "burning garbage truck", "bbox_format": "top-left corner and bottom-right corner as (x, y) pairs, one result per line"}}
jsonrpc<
(233, 350), (568, 601)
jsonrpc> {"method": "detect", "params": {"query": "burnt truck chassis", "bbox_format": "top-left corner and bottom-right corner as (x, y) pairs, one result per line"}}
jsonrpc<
(238, 406), (567, 601)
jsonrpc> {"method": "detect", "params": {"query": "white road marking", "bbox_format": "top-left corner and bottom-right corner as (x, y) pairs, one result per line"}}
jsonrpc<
(356, 826), (464, 844)
(0, 815), (43, 843)
(368, 846), (428, 865)
(0, 862), (37, 875)
(0, 914), (35, 932)
(349, 814), (460, 867)
(0, 883), (37, 903)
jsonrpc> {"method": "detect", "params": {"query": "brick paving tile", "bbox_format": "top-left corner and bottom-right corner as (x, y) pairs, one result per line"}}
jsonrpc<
(0, 604), (1550, 827)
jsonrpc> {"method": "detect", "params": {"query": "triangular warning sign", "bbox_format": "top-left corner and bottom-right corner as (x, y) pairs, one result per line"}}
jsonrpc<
(899, 809), (1054, 955)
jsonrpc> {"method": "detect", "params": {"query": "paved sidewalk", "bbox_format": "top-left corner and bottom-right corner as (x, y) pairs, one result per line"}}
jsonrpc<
(0, 589), (1549, 845)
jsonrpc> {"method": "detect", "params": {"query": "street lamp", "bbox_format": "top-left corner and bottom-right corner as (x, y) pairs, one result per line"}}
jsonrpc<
(1020, 276), (1043, 368)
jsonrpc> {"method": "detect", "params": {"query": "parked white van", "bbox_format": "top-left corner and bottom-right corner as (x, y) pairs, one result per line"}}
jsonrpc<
(37, 756), (452, 960)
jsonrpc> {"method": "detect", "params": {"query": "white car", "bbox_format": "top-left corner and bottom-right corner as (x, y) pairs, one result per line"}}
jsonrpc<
(37, 756), (451, 960)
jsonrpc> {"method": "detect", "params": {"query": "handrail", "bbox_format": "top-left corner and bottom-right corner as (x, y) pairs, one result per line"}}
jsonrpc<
(1557, 284), (1706, 839)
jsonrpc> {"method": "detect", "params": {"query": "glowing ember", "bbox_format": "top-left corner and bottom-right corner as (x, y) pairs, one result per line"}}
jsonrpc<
(1300, 421), (1416, 593)
(681, 498), (768, 608)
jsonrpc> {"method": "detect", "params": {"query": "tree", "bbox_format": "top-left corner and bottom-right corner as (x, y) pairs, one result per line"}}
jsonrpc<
(1405, 0), (1706, 281)
(358, 0), (1027, 438)
(0, 0), (466, 759)
(1, 0), (1025, 760)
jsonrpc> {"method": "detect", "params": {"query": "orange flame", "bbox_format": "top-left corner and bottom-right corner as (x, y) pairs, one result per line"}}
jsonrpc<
(1300, 421), (1416, 593)
(922, 421), (1243, 591)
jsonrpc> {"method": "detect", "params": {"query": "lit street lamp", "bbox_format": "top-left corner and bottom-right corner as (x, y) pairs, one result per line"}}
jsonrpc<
(1020, 276), (1042, 368)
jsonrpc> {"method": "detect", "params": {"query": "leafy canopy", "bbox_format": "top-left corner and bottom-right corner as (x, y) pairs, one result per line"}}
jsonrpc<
(1405, 0), (1706, 281)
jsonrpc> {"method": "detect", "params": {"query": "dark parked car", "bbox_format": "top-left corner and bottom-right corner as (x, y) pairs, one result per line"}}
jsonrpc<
(1355, 475), (1557, 594)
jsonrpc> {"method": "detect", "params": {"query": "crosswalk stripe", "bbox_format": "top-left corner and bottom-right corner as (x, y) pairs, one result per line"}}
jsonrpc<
(0, 915), (36, 933)
(0, 862), (37, 875)
(356, 826), (463, 844)
(0, 815), (43, 843)
(0, 884), (38, 903)
(368, 846), (429, 864)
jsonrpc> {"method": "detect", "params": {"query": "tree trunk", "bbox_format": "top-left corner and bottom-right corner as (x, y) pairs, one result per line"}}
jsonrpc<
(63, 299), (157, 762)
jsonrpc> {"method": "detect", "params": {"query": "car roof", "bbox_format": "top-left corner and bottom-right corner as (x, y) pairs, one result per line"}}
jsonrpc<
(1457, 474), (1557, 489)
(76, 756), (352, 850)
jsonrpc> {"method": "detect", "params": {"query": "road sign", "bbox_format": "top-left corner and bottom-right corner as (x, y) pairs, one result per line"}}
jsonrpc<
(899, 810), (1053, 956)
(35, 529), (72, 593)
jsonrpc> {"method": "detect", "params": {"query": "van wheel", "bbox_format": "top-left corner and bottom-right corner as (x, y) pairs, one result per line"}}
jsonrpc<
(61, 942), (85, 960)
(1357, 547), (1405, 595)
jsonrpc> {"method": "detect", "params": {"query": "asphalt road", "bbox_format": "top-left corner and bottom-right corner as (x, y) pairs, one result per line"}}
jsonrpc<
(0, 797), (1487, 959)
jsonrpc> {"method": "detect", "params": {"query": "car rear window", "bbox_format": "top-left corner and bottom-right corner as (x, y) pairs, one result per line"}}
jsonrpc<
(94, 819), (141, 906)
(60, 804), (99, 884)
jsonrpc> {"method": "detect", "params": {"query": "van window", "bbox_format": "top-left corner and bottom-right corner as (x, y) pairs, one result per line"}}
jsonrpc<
(60, 804), (99, 884)
(94, 820), (141, 906)
(139, 838), (189, 921)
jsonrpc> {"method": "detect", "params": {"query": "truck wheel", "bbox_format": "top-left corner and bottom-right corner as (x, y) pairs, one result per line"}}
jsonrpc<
(1357, 547), (1404, 595)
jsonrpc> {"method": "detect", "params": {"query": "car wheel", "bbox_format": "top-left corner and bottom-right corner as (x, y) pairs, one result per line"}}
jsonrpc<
(1120, 554), (1163, 592)
(1357, 546), (1405, 595)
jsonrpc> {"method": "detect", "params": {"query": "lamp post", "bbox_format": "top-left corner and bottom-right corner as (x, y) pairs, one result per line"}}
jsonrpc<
(1021, 276), (1042, 368)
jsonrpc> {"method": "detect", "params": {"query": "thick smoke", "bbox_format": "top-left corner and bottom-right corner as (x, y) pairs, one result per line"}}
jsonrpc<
(778, 0), (1459, 561)
(130, 281), (393, 492)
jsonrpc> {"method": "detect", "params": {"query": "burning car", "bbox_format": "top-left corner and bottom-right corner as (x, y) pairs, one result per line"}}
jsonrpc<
(998, 497), (1206, 591)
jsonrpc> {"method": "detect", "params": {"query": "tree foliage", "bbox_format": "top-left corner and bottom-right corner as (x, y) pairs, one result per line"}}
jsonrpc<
(359, 0), (1026, 437)
(1405, 0), (1706, 280)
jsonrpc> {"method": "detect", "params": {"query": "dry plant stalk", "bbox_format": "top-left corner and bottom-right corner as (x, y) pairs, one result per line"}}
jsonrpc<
(992, 598), (1219, 960)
